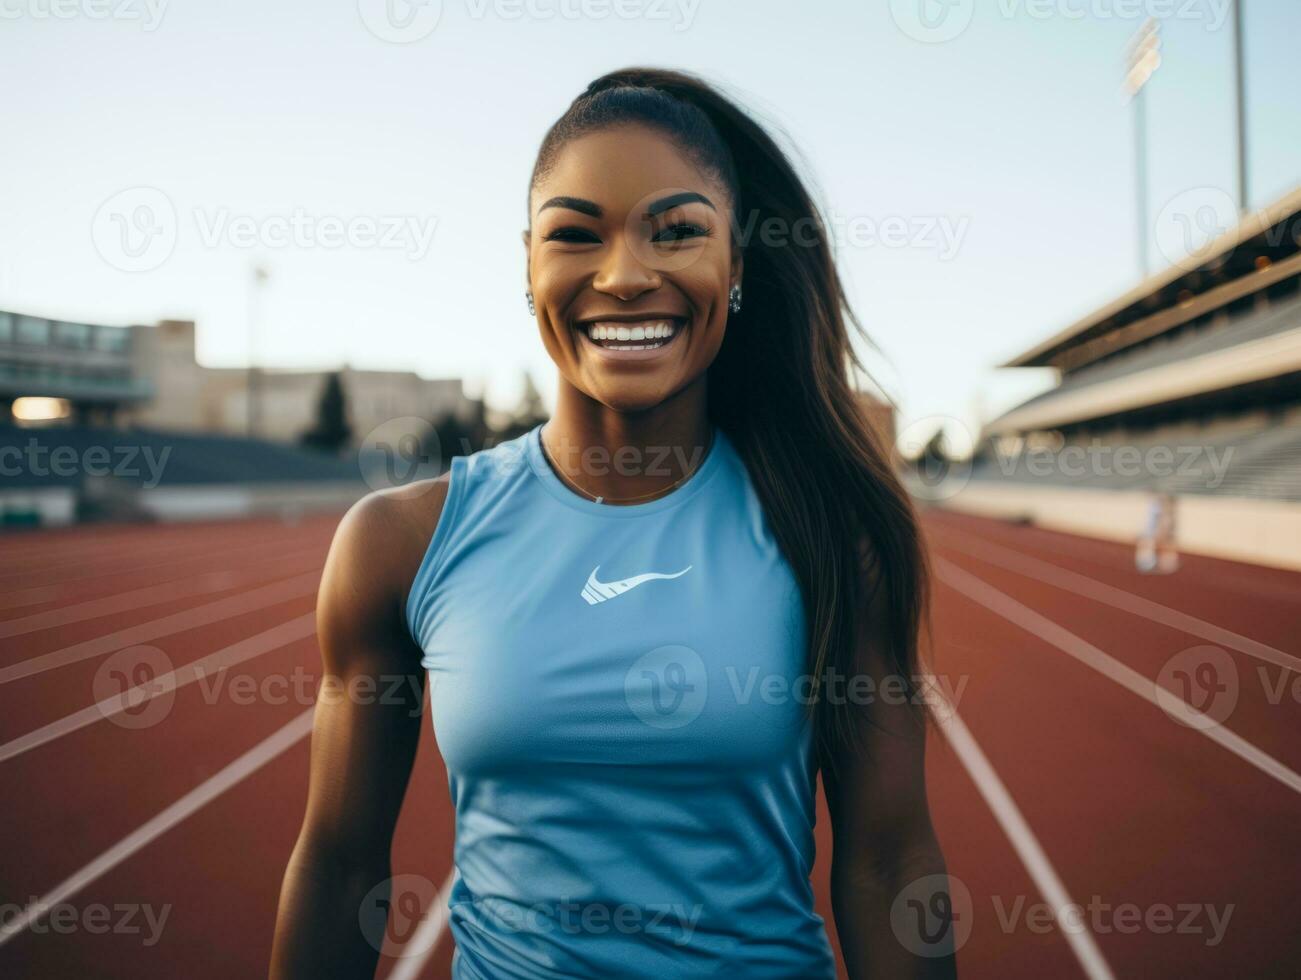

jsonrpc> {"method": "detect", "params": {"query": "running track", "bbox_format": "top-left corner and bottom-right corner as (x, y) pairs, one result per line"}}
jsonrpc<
(1, 508), (1297, 978)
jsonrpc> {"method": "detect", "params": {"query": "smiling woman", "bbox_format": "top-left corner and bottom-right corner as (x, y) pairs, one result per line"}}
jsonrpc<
(271, 67), (955, 980)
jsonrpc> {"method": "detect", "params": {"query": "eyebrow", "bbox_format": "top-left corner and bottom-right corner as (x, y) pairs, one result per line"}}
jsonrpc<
(646, 191), (716, 216)
(536, 191), (717, 219)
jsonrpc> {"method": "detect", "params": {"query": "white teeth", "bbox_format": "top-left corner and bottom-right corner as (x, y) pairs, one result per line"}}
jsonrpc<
(584, 319), (679, 346)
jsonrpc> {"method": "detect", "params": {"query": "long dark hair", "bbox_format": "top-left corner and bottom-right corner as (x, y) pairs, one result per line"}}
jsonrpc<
(530, 67), (933, 772)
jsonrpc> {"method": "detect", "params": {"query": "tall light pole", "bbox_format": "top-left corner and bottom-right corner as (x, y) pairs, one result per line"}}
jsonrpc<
(1231, 0), (1249, 213)
(1124, 17), (1162, 280)
(247, 263), (269, 438)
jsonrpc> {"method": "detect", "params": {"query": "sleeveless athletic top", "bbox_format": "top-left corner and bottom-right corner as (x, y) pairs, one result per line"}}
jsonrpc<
(405, 420), (837, 979)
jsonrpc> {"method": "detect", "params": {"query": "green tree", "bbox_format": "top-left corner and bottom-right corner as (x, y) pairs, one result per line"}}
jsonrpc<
(301, 371), (352, 454)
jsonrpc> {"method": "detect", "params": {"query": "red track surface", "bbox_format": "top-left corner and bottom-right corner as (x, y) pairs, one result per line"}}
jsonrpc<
(1, 509), (1298, 978)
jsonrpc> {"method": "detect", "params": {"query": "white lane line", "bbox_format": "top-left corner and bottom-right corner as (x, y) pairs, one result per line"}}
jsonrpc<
(935, 514), (1301, 605)
(938, 527), (1300, 675)
(936, 558), (1301, 795)
(932, 688), (1115, 980)
(0, 613), (316, 763)
(0, 538), (327, 613)
(0, 707), (314, 949)
(0, 571), (319, 684)
(386, 868), (459, 980)
(0, 548), (322, 639)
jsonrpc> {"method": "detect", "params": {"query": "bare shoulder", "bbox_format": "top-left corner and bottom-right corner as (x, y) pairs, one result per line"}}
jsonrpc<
(320, 473), (454, 641)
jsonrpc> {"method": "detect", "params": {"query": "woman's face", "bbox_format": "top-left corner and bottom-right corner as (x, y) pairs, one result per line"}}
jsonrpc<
(526, 123), (742, 413)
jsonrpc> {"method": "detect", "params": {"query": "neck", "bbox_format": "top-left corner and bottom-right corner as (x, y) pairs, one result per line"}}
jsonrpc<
(541, 379), (714, 505)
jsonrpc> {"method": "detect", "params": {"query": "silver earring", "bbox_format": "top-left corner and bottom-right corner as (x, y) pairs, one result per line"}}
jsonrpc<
(728, 283), (742, 314)
(526, 291), (535, 316)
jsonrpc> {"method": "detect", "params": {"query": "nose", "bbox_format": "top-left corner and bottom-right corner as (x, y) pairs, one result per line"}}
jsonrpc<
(592, 233), (661, 300)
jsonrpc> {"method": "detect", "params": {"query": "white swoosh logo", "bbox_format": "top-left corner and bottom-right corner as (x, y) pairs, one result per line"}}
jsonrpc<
(581, 564), (691, 605)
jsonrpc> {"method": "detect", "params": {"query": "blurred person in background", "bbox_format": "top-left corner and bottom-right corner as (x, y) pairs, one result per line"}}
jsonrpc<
(1136, 491), (1179, 574)
(271, 67), (953, 979)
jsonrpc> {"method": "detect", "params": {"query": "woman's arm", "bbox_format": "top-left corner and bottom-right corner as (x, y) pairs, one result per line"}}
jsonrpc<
(269, 477), (449, 979)
(823, 577), (957, 980)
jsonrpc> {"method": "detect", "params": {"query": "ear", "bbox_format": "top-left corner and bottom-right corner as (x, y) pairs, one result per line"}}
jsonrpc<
(521, 228), (531, 290)
(729, 238), (744, 289)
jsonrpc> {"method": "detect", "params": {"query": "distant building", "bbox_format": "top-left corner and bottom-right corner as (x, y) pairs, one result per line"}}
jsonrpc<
(0, 314), (479, 445)
(855, 389), (896, 451)
(947, 185), (1301, 570)
(0, 312), (151, 423)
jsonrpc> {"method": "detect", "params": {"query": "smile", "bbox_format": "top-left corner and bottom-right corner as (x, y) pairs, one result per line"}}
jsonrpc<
(576, 318), (686, 355)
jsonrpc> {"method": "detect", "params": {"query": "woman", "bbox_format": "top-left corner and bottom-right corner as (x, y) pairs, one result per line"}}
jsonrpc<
(271, 67), (954, 979)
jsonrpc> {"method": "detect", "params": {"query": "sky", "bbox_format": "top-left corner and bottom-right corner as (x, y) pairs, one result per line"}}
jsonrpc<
(1, 0), (1298, 445)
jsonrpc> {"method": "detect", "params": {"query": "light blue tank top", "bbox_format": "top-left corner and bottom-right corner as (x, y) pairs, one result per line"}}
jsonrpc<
(406, 420), (836, 979)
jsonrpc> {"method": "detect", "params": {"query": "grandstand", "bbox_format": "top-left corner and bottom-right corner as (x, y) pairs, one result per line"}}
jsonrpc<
(0, 424), (367, 528)
(945, 185), (1301, 570)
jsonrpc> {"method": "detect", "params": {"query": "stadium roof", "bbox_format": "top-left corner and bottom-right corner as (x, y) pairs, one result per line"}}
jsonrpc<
(986, 289), (1301, 434)
(1002, 184), (1301, 369)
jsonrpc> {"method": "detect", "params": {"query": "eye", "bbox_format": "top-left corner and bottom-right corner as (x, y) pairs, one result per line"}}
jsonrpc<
(544, 227), (601, 244)
(652, 222), (709, 244)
